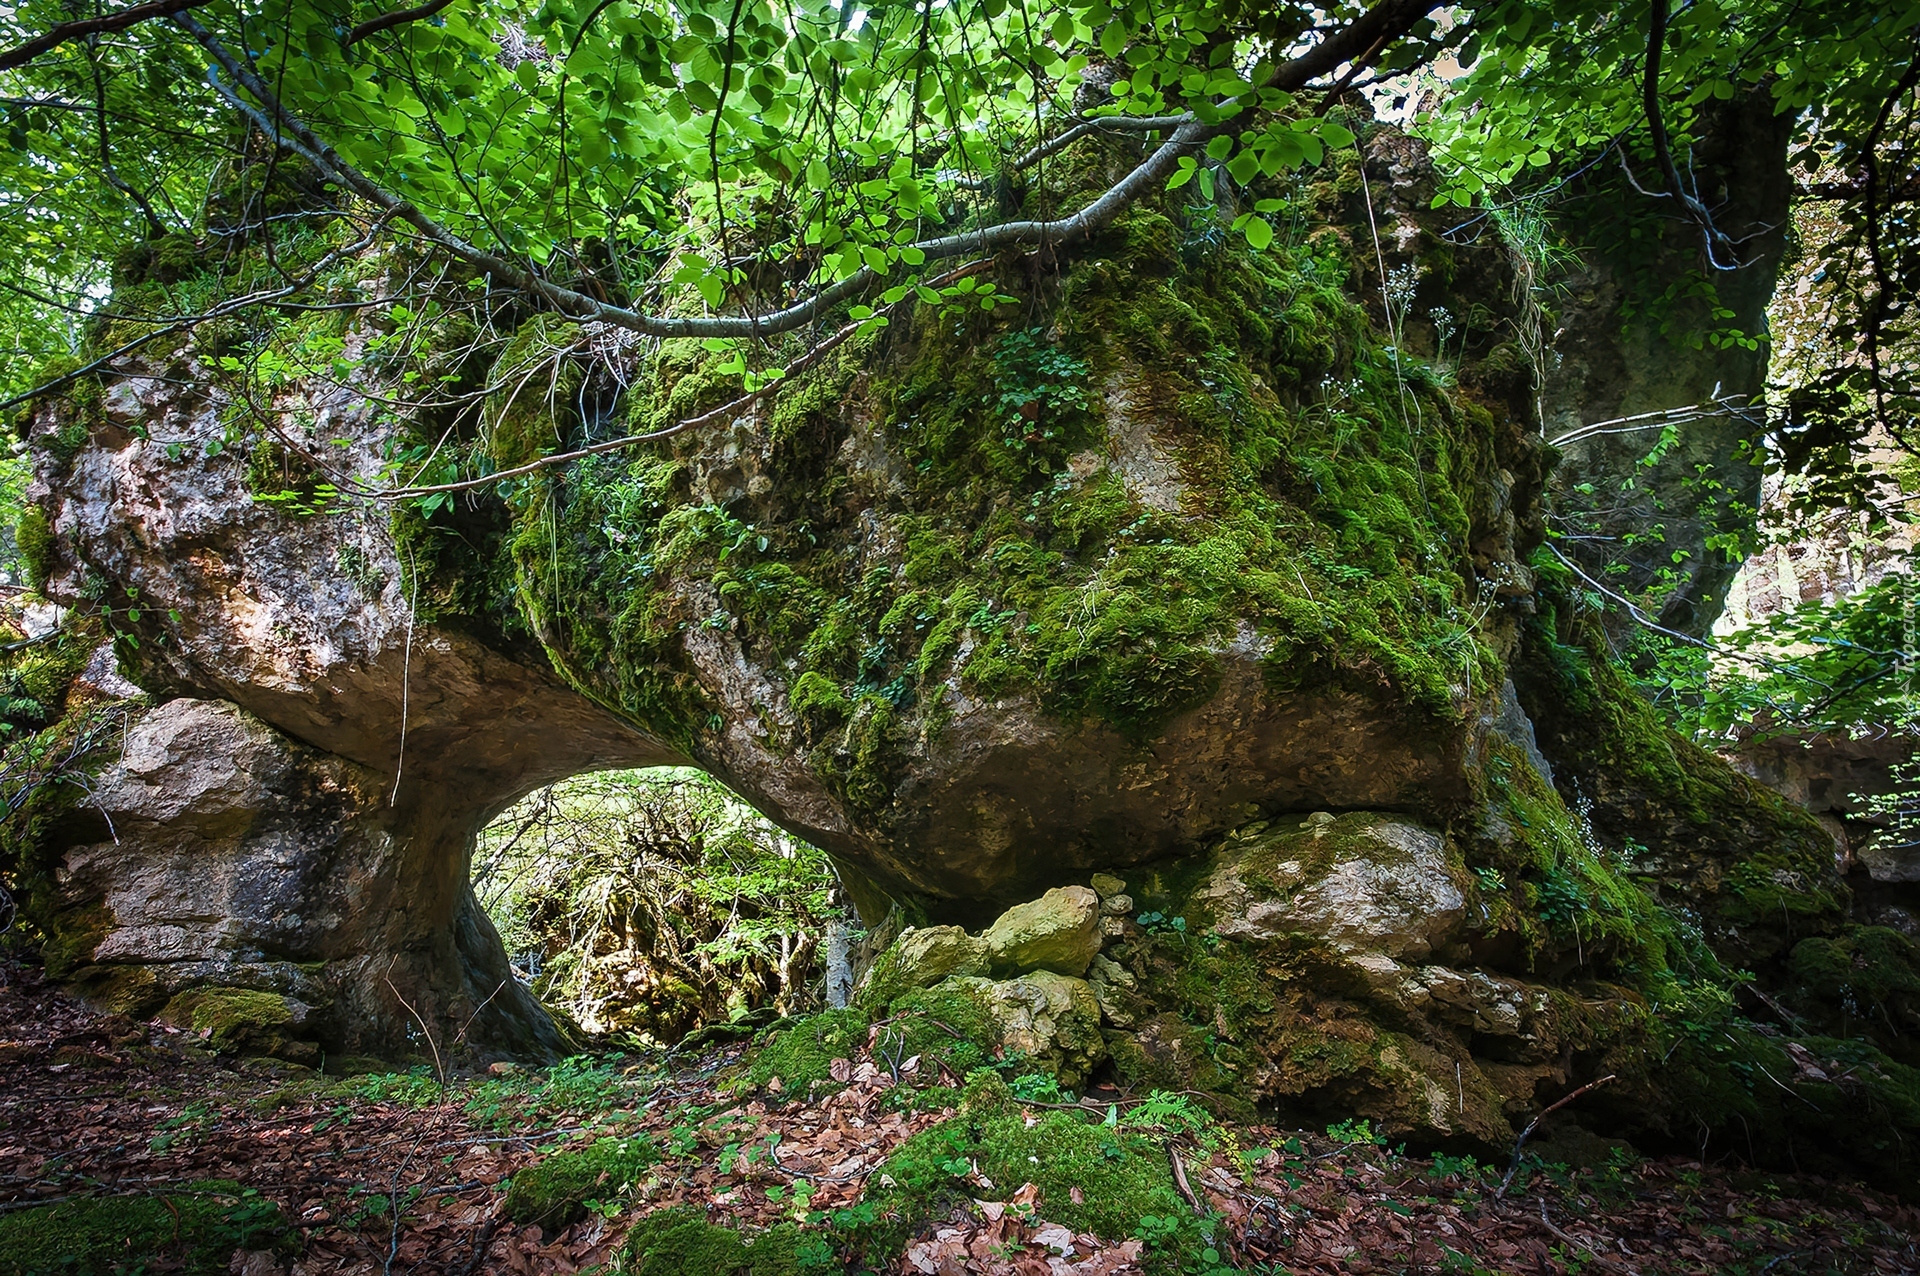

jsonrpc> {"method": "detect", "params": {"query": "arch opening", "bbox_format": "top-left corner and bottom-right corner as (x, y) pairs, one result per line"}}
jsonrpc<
(471, 766), (854, 1045)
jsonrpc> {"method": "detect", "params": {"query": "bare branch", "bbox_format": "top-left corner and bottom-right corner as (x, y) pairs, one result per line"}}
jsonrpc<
(0, 210), (397, 415)
(950, 115), (1189, 192)
(363, 258), (998, 501)
(0, 0), (216, 73)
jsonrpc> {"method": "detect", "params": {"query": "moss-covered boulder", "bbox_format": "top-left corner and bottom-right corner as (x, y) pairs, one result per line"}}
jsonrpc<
(159, 987), (316, 1064)
(982, 885), (1101, 976)
(853, 924), (989, 1008)
(938, 971), (1107, 1088)
(1193, 814), (1469, 962)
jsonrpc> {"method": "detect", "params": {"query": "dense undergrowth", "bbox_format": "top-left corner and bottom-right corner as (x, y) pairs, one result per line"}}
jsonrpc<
(474, 767), (844, 1040)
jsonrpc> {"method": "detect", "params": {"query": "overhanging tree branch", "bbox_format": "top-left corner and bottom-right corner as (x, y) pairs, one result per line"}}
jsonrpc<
(174, 0), (1442, 341)
(1642, 0), (1740, 271)
(0, 0), (216, 72)
(344, 0), (458, 48)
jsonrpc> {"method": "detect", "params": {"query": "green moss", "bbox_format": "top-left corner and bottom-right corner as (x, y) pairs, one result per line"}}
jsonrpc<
(1633, 993), (1920, 1193)
(487, 314), (582, 470)
(158, 987), (309, 1060)
(620, 1206), (819, 1276)
(0, 1181), (291, 1276)
(1513, 592), (1848, 958)
(112, 234), (206, 287)
(884, 981), (1001, 1076)
(504, 1135), (660, 1227)
(861, 1105), (1194, 1269)
(14, 507), (52, 592)
(68, 963), (167, 1018)
(1471, 740), (1687, 979)
(743, 1007), (872, 1094)
(450, 177), (1512, 811)
(787, 671), (850, 734)
(35, 901), (109, 981)
(1784, 925), (1920, 1061)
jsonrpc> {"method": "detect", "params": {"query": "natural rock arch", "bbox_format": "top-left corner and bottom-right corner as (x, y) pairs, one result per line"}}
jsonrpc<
(11, 131), (1843, 1093)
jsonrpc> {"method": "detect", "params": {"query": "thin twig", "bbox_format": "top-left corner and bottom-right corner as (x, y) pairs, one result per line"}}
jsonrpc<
(1494, 1074), (1615, 1198)
(0, 0), (217, 72)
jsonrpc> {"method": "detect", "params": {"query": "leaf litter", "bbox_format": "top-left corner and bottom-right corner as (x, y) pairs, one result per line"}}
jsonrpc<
(2, 965), (1916, 1274)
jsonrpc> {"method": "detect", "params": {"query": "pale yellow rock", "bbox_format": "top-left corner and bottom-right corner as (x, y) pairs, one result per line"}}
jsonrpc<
(982, 885), (1101, 977)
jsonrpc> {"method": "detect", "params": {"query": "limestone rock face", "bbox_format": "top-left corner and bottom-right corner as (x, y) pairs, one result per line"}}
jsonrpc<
(1076, 811), (1647, 1148)
(15, 121), (1835, 1080)
(982, 886), (1101, 977)
(47, 696), (568, 1058)
(941, 971), (1106, 1089)
(1538, 86), (1793, 638)
(1195, 816), (1468, 963)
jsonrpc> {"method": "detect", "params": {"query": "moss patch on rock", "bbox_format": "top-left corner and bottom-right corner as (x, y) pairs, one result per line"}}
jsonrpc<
(458, 175), (1518, 839)
(1512, 584), (1848, 962)
(158, 987), (315, 1064)
(0, 1180), (291, 1276)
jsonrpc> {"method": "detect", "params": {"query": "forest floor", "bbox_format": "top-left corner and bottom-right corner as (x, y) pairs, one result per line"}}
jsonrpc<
(1, 964), (1916, 1276)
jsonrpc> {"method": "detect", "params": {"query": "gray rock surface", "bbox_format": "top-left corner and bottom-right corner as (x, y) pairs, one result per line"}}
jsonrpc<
(52, 697), (569, 1057)
(1196, 815), (1468, 962)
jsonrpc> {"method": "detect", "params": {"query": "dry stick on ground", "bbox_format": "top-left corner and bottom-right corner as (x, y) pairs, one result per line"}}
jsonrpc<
(1538, 1199), (1639, 1276)
(1494, 1074), (1617, 1199)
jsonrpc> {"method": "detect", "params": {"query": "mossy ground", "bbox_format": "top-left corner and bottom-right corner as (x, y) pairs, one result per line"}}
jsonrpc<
(619, 1207), (825, 1276)
(0, 1181), (291, 1276)
(504, 1134), (661, 1227)
(853, 1074), (1201, 1272)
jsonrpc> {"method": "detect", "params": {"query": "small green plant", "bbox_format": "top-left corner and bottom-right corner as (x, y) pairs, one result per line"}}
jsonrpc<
(148, 1102), (216, 1153)
(1428, 1152), (1484, 1181)
(348, 1065), (442, 1106)
(984, 328), (1090, 460)
(1134, 911), (1188, 936)
(1122, 1091), (1213, 1138)
(1132, 1211), (1184, 1246)
(1009, 1072), (1067, 1104)
(1325, 1117), (1385, 1146)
